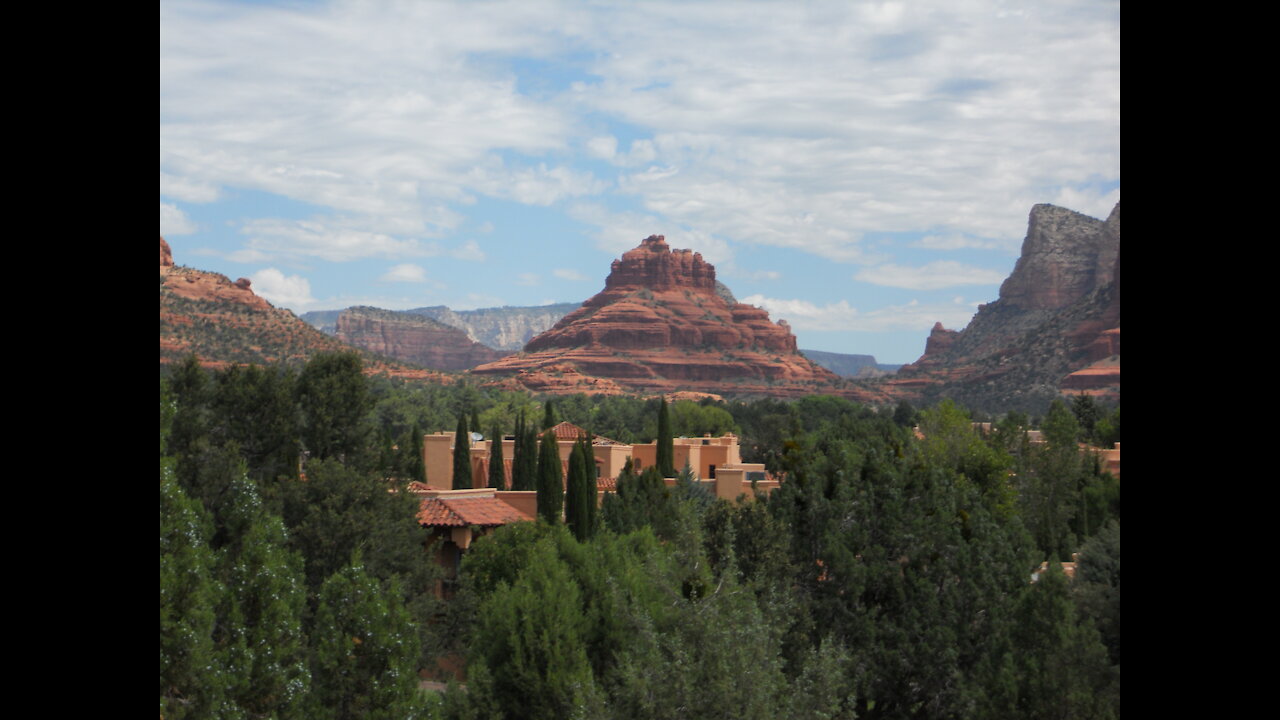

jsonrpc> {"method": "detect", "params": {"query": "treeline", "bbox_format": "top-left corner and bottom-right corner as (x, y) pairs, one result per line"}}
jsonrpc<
(161, 354), (436, 719)
(160, 352), (1120, 719)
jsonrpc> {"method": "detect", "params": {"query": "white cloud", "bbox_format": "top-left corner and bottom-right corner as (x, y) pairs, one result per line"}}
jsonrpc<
(586, 135), (617, 160)
(160, 202), (198, 236)
(238, 217), (423, 262)
(162, 1), (1118, 287)
(854, 261), (1007, 290)
(517, 272), (540, 286)
(914, 233), (1004, 251)
(160, 172), (220, 203)
(553, 268), (587, 281)
(380, 263), (428, 283)
(450, 239), (486, 262)
(249, 268), (317, 311)
(741, 293), (979, 333)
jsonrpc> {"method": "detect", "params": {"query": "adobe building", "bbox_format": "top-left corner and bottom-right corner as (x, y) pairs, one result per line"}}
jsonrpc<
(412, 485), (535, 598)
(421, 421), (774, 502)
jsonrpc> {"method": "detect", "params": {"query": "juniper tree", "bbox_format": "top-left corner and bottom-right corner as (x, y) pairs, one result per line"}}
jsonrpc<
(310, 558), (420, 720)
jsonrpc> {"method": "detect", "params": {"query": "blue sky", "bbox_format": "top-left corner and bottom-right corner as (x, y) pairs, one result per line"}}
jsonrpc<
(160, 0), (1119, 364)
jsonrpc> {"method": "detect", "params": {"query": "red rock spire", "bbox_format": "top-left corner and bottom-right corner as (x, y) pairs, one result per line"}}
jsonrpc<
(604, 234), (717, 292)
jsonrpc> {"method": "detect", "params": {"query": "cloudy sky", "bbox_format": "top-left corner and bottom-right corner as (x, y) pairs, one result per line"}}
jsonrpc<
(160, 0), (1119, 364)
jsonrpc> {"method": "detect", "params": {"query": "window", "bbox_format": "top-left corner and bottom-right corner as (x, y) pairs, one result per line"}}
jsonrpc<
(709, 464), (716, 478)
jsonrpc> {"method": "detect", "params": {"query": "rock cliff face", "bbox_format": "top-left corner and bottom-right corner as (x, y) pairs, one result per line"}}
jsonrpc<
(409, 303), (579, 351)
(888, 202), (1121, 412)
(335, 306), (508, 371)
(160, 237), (450, 381)
(798, 349), (897, 378)
(471, 235), (841, 397)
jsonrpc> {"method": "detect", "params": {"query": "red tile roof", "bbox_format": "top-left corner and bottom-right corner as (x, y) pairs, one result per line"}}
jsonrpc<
(417, 496), (533, 528)
(548, 421), (588, 440)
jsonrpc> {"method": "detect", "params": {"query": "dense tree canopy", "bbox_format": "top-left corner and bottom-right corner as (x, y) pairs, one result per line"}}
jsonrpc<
(164, 357), (1119, 718)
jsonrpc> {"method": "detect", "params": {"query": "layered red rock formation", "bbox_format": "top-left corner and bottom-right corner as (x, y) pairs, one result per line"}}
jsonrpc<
(160, 236), (274, 312)
(335, 306), (508, 372)
(159, 237), (453, 382)
(472, 235), (841, 397)
(888, 202), (1121, 412)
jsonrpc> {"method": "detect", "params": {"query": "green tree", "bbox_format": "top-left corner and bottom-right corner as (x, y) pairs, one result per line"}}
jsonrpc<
(488, 423), (506, 490)
(217, 477), (311, 719)
(892, 399), (918, 428)
(401, 422), (425, 484)
(602, 464), (671, 538)
(536, 429), (563, 523)
(916, 398), (1015, 514)
(160, 465), (227, 719)
(1002, 563), (1118, 719)
(542, 399), (558, 430)
(1073, 520), (1121, 667)
(656, 397), (674, 477)
(1069, 394), (1099, 440)
(296, 352), (371, 465)
(310, 559), (420, 720)
(470, 537), (599, 720)
(211, 363), (300, 483)
(278, 459), (433, 624)
(564, 438), (595, 541)
(452, 415), (472, 490)
(1020, 400), (1090, 560)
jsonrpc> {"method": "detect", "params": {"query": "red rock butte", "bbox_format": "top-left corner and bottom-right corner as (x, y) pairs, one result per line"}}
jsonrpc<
(472, 235), (841, 397)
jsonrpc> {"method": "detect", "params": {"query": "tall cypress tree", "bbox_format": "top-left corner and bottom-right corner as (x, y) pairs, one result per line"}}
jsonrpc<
(579, 436), (598, 539)
(488, 423), (506, 490)
(511, 411), (527, 491)
(564, 439), (591, 541)
(543, 400), (558, 430)
(536, 429), (563, 523)
(453, 415), (472, 489)
(519, 413), (540, 491)
(657, 397), (674, 477)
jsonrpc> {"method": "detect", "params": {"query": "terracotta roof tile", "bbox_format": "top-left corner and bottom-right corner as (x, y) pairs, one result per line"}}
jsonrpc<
(444, 497), (533, 526)
(418, 497), (533, 528)
(548, 421), (588, 440)
(417, 498), (465, 527)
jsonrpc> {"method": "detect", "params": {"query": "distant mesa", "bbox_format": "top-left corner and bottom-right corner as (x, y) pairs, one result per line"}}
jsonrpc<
(334, 306), (508, 372)
(471, 235), (847, 398)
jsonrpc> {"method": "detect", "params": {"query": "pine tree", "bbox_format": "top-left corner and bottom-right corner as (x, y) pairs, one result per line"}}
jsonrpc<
(452, 415), (472, 490)
(536, 429), (563, 523)
(488, 423), (506, 490)
(657, 396), (674, 477)
(511, 410), (527, 491)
